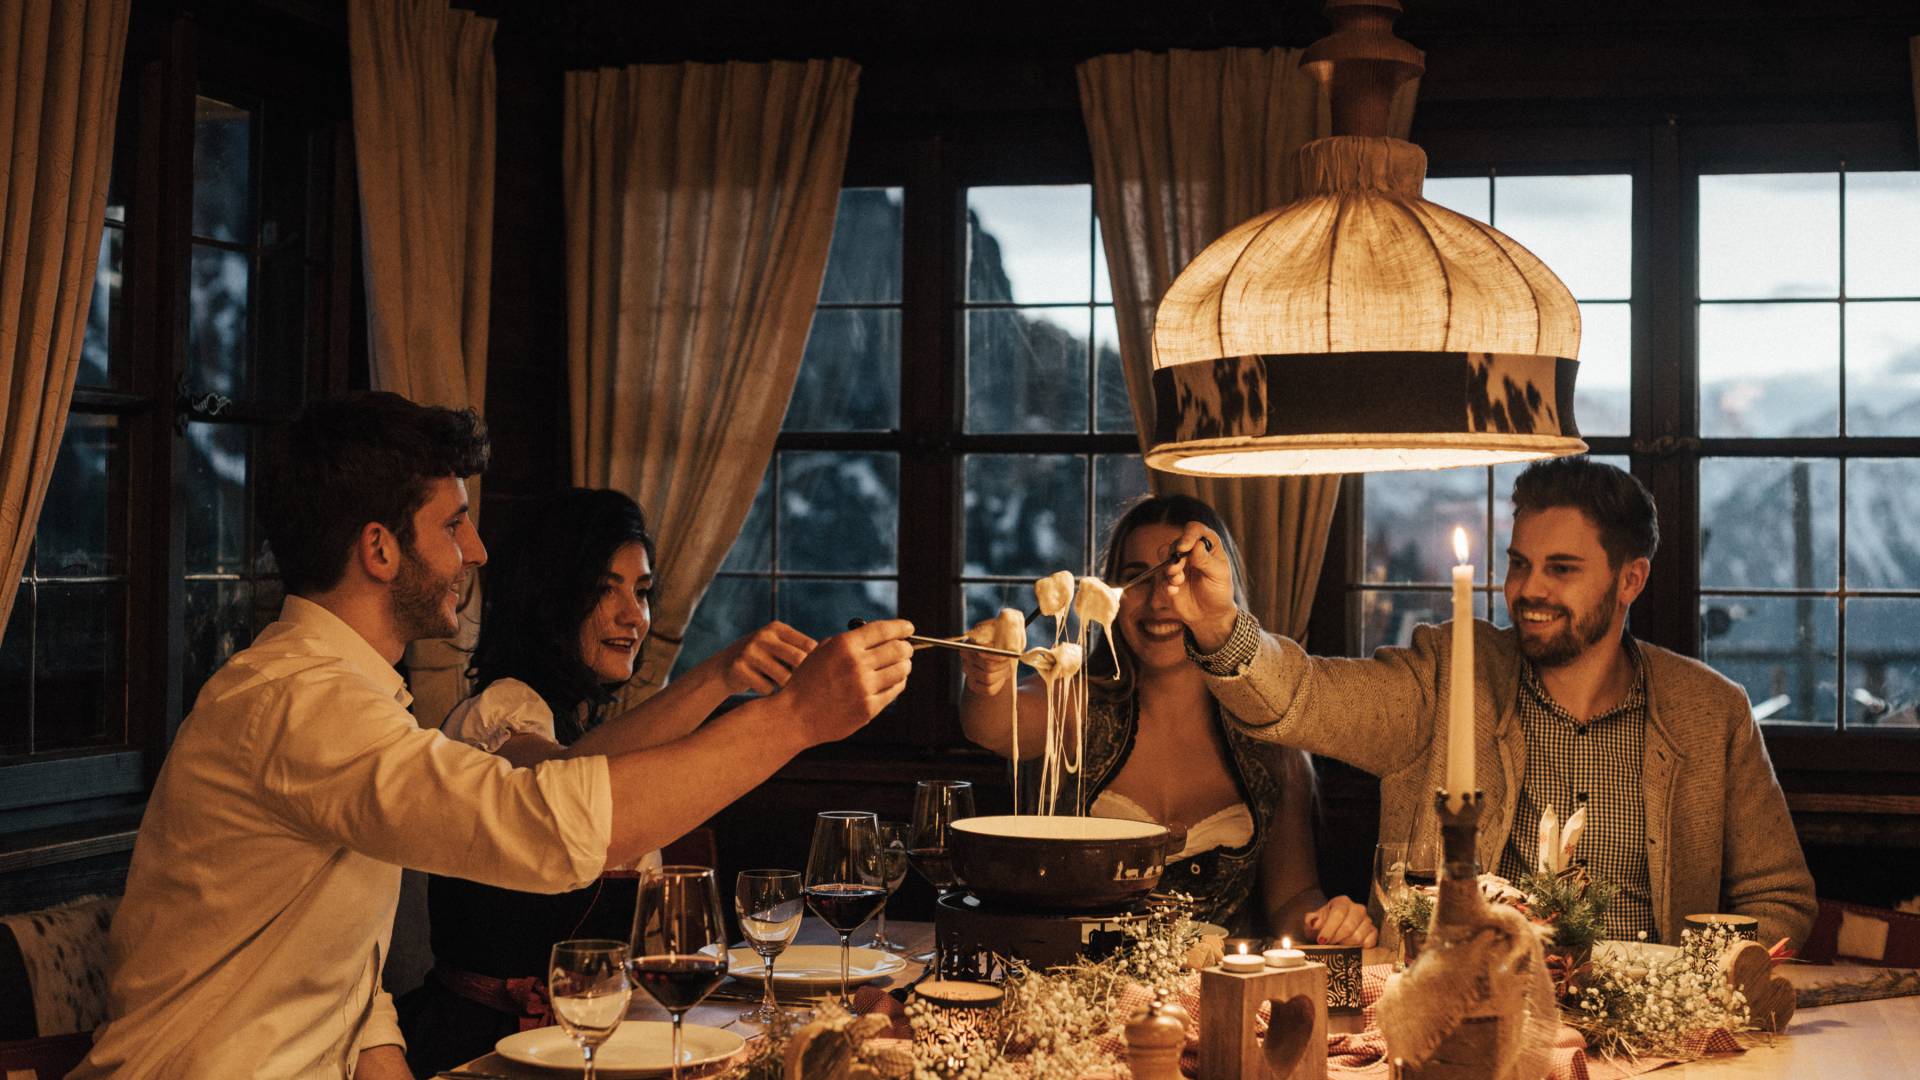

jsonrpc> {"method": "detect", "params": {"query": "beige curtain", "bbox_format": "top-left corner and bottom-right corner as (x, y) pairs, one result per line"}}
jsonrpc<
(566, 59), (859, 696)
(349, 0), (495, 728)
(1078, 48), (1418, 640)
(0, 0), (130, 633)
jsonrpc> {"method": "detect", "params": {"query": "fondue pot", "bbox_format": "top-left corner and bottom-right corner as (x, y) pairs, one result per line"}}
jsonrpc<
(949, 815), (1173, 910)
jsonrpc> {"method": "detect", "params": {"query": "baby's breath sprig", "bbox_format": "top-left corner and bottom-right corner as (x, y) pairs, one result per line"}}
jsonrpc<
(1568, 924), (1753, 1061)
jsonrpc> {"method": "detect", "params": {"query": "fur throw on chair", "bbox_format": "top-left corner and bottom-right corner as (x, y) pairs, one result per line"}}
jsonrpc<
(0, 894), (120, 1036)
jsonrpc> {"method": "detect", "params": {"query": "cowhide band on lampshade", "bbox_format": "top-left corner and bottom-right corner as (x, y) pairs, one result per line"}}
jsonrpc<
(1144, 350), (1583, 476)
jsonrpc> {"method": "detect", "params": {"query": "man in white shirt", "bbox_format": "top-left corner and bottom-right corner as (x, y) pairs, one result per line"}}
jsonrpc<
(74, 393), (915, 1079)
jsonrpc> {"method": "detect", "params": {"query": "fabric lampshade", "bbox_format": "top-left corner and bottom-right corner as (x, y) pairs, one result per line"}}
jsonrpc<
(1147, 4), (1587, 477)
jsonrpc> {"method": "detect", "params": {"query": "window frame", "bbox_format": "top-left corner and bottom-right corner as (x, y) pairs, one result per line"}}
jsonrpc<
(1311, 115), (1920, 767)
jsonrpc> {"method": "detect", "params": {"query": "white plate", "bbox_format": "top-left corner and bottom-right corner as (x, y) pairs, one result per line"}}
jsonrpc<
(1594, 940), (1682, 966)
(495, 1021), (745, 1077)
(725, 944), (907, 989)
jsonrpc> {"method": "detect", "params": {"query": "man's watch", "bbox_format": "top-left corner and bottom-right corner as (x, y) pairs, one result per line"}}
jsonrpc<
(1184, 609), (1262, 676)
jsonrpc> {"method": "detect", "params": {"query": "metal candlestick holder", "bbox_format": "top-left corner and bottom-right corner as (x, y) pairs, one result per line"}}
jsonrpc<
(1198, 960), (1329, 1080)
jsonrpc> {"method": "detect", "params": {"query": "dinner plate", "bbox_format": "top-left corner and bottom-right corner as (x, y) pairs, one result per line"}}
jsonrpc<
(495, 1020), (745, 1076)
(725, 944), (907, 989)
(1593, 940), (1682, 966)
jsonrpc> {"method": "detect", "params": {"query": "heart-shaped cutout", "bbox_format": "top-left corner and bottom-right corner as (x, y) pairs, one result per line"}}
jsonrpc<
(1262, 994), (1316, 1075)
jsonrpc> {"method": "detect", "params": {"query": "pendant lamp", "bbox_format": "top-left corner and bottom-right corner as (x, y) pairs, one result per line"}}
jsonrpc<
(1146, 0), (1587, 477)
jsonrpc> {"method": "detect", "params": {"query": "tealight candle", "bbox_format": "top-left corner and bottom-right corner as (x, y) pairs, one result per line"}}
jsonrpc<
(1220, 942), (1265, 973)
(1263, 936), (1306, 969)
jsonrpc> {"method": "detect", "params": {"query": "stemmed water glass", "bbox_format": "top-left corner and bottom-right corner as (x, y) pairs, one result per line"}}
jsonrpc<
(632, 866), (729, 1080)
(549, 939), (632, 1080)
(734, 869), (803, 1024)
(1371, 842), (1409, 951)
(804, 811), (887, 1010)
(909, 780), (975, 965)
(871, 822), (912, 954)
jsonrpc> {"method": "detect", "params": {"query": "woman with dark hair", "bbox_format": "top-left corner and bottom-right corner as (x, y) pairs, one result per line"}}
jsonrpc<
(959, 494), (1373, 943)
(397, 488), (811, 1074)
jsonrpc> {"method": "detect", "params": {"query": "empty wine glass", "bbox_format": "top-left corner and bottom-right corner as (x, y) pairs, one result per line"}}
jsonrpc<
(549, 939), (632, 1080)
(871, 822), (912, 954)
(910, 780), (974, 966)
(734, 869), (803, 1024)
(632, 866), (729, 1080)
(1371, 841), (1408, 951)
(804, 811), (886, 1009)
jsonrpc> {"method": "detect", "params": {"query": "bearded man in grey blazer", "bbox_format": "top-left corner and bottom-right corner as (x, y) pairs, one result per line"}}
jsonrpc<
(1155, 456), (1815, 947)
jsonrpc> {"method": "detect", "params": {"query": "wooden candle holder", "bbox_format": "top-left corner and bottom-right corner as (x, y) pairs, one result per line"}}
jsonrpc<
(1198, 961), (1329, 1080)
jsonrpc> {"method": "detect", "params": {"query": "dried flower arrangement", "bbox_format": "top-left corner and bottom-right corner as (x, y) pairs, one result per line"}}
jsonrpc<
(1568, 923), (1756, 1061)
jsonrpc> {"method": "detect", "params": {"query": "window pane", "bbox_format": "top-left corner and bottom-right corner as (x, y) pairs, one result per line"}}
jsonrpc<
(720, 466), (773, 573)
(183, 579), (252, 713)
(1575, 302), (1630, 436)
(967, 185), (1091, 304)
(1844, 302), (1920, 437)
(34, 413), (124, 578)
(1494, 174), (1632, 301)
(963, 454), (1087, 577)
(1846, 598), (1920, 728)
(966, 308), (1091, 433)
(188, 244), (252, 399)
(1845, 172), (1920, 298)
(1360, 589), (1488, 655)
(1, 591), (31, 755)
(1362, 468), (1487, 586)
(1093, 453), (1151, 558)
(1093, 307), (1131, 434)
(181, 422), (253, 575)
(1699, 173), (1838, 300)
(1698, 302), (1837, 437)
(1845, 460), (1920, 590)
(1699, 458), (1838, 589)
(819, 187), (903, 304)
(778, 579), (898, 645)
(1700, 594), (1837, 726)
(675, 575), (772, 680)
(79, 225), (122, 389)
(777, 451), (898, 574)
(193, 96), (252, 243)
(34, 582), (122, 751)
(1423, 176), (1489, 220)
(785, 309), (900, 431)
(1093, 216), (1112, 305)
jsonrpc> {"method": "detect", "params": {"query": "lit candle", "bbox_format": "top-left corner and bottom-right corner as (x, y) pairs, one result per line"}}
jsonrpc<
(1221, 942), (1265, 973)
(1447, 526), (1474, 813)
(1263, 936), (1306, 969)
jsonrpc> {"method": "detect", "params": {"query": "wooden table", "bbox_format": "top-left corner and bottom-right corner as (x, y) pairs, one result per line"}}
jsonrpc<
(449, 924), (1920, 1078)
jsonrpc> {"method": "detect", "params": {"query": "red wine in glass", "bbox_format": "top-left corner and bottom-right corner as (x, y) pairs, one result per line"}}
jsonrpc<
(907, 846), (957, 890)
(630, 955), (727, 1013)
(804, 883), (888, 933)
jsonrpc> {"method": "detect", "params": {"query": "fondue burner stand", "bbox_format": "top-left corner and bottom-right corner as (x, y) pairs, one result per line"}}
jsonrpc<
(934, 892), (1151, 980)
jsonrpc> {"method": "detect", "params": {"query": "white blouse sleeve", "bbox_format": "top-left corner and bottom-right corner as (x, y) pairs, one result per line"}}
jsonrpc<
(439, 678), (557, 753)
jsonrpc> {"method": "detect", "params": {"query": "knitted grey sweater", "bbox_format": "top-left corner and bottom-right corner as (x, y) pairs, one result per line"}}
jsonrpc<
(1209, 619), (1817, 947)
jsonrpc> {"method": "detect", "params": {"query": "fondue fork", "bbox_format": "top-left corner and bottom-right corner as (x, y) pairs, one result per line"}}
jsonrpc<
(845, 618), (1022, 658)
(1020, 535), (1215, 625)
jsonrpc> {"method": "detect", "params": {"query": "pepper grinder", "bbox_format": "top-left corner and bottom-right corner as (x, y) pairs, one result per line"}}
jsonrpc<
(1124, 999), (1190, 1080)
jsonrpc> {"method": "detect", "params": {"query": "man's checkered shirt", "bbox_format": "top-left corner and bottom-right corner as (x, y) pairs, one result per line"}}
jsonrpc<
(1495, 638), (1658, 941)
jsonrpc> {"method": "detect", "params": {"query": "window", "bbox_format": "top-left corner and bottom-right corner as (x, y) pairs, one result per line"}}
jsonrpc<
(0, 16), (357, 828)
(1348, 172), (1635, 654)
(1695, 170), (1920, 729)
(679, 181), (1150, 684)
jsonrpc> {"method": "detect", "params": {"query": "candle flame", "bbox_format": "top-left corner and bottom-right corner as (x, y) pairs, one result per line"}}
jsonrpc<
(1281, 936), (1292, 950)
(1236, 942), (1249, 955)
(1453, 526), (1469, 564)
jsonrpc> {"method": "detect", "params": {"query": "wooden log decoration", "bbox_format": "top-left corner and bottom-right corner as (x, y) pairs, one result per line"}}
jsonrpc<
(1198, 961), (1329, 1080)
(1721, 939), (1797, 1033)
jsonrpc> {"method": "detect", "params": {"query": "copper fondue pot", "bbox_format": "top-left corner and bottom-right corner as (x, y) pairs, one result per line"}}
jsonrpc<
(948, 815), (1175, 910)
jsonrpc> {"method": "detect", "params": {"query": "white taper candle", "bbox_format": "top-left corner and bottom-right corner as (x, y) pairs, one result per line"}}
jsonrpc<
(1447, 526), (1474, 813)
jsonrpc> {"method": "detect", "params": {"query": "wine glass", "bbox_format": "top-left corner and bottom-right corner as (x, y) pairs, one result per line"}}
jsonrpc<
(910, 780), (974, 965)
(871, 822), (912, 954)
(804, 811), (887, 1009)
(632, 866), (729, 1080)
(734, 869), (803, 1024)
(1370, 841), (1408, 951)
(549, 939), (632, 1080)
